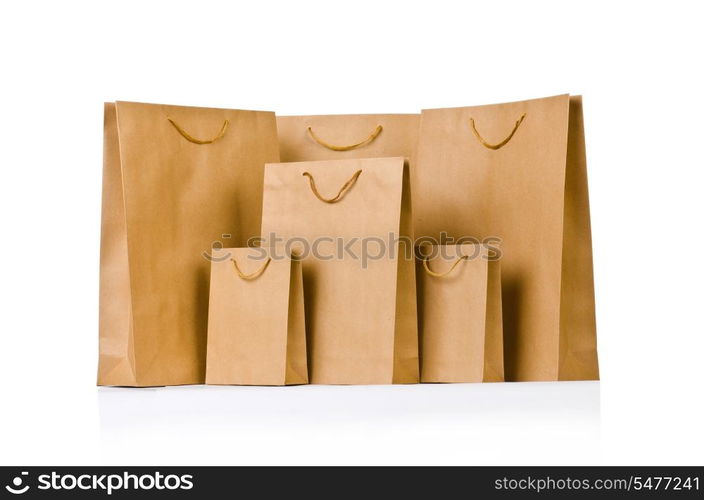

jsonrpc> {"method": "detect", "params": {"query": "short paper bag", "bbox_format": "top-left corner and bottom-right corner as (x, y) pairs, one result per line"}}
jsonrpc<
(414, 94), (598, 381)
(98, 102), (279, 386)
(261, 157), (419, 384)
(277, 114), (419, 162)
(417, 244), (503, 383)
(206, 248), (307, 386)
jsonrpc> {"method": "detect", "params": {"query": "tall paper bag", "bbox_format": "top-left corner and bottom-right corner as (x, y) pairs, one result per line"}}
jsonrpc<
(414, 95), (598, 381)
(98, 101), (279, 386)
(261, 157), (418, 384)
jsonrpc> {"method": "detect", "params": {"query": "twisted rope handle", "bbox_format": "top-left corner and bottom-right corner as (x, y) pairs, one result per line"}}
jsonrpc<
(307, 125), (382, 151)
(302, 170), (362, 204)
(231, 257), (271, 280)
(168, 118), (229, 145)
(422, 255), (468, 278)
(469, 113), (526, 150)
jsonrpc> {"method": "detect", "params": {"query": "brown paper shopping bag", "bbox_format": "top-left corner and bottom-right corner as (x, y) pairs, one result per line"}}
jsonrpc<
(276, 114), (419, 162)
(414, 94), (598, 381)
(205, 248), (307, 385)
(417, 244), (503, 383)
(260, 157), (418, 384)
(98, 101), (279, 386)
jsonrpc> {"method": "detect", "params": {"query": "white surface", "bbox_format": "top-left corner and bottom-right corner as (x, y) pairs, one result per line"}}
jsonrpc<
(1, 0), (703, 465)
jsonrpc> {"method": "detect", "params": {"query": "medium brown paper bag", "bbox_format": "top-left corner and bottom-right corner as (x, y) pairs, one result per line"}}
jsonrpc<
(276, 114), (419, 162)
(98, 101), (279, 387)
(417, 244), (503, 383)
(205, 248), (307, 386)
(414, 94), (598, 381)
(260, 157), (419, 384)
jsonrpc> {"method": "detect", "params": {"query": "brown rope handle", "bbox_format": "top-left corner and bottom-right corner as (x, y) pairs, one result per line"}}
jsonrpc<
(302, 170), (362, 204)
(231, 257), (271, 280)
(168, 118), (229, 145)
(422, 255), (468, 278)
(469, 113), (526, 150)
(307, 125), (382, 151)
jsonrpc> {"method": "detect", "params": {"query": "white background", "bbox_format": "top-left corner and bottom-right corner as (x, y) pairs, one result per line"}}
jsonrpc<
(0, 0), (702, 465)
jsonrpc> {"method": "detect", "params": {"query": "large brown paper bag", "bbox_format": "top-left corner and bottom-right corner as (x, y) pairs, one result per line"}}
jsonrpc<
(260, 157), (418, 384)
(414, 94), (598, 381)
(98, 101), (279, 387)
(417, 244), (503, 383)
(276, 114), (419, 162)
(206, 248), (307, 386)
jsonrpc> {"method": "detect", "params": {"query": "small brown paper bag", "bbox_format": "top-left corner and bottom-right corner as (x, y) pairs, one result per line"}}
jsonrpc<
(98, 102), (279, 387)
(205, 248), (307, 386)
(276, 114), (419, 162)
(417, 244), (504, 383)
(260, 157), (419, 384)
(414, 95), (598, 382)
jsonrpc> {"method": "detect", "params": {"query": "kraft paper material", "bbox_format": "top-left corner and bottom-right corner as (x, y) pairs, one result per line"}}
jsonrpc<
(206, 248), (307, 386)
(276, 114), (419, 163)
(414, 94), (599, 381)
(98, 101), (279, 387)
(260, 157), (419, 384)
(417, 244), (504, 383)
